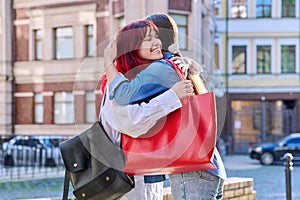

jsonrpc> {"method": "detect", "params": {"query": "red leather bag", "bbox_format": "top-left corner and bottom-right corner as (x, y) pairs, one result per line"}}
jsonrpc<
(121, 60), (217, 175)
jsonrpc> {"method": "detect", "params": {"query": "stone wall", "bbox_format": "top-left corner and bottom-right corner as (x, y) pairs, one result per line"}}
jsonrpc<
(223, 177), (256, 200)
(163, 177), (256, 200)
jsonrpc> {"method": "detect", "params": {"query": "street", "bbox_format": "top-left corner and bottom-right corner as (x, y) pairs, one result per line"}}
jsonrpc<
(1, 154), (300, 199)
(224, 154), (300, 200)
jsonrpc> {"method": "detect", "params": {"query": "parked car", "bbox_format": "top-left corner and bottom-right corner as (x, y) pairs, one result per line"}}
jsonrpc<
(2, 136), (64, 167)
(249, 133), (300, 165)
(34, 136), (66, 148)
(2, 136), (46, 150)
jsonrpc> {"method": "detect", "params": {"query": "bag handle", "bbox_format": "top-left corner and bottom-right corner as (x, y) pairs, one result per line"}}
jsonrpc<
(62, 170), (70, 200)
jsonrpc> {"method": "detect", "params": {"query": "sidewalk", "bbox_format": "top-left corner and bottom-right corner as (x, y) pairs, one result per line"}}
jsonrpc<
(1, 155), (251, 182)
(3, 154), (290, 200)
(223, 154), (261, 170)
(0, 166), (65, 182)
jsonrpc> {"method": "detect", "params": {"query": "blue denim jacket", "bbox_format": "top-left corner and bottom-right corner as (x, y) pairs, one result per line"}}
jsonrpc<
(109, 59), (179, 105)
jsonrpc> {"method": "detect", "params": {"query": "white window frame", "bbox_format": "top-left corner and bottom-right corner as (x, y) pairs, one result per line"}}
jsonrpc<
(33, 29), (43, 60)
(54, 91), (74, 124)
(229, 0), (248, 19)
(55, 26), (74, 60)
(253, 39), (275, 74)
(214, 34), (223, 70)
(279, 0), (299, 18)
(34, 93), (44, 124)
(85, 90), (96, 123)
(85, 24), (96, 57)
(169, 13), (188, 50)
(228, 0), (250, 18)
(255, 0), (275, 18)
(278, 39), (299, 74)
(213, 0), (222, 18)
(228, 39), (250, 74)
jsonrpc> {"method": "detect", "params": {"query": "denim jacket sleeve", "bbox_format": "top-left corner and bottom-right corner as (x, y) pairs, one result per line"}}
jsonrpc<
(108, 59), (180, 105)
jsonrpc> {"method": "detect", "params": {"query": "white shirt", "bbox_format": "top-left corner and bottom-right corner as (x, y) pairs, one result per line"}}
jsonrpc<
(100, 88), (182, 145)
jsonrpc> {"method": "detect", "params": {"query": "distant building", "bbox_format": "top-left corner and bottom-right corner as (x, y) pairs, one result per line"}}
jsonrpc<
(0, 0), (218, 141)
(215, 1), (300, 153)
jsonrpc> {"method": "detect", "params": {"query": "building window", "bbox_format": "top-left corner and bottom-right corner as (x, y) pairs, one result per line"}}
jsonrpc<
(256, 0), (272, 18)
(34, 93), (43, 123)
(231, 0), (247, 18)
(232, 45), (247, 74)
(214, 44), (219, 69)
(169, 14), (187, 50)
(282, 0), (295, 17)
(214, 7), (219, 16)
(86, 25), (95, 57)
(54, 92), (74, 124)
(118, 16), (125, 29)
(281, 45), (296, 73)
(55, 27), (73, 59)
(85, 91), (96, 123)
(257, 45), (271, 74)
(253, 107), (262, 129)
(34, 29), (42, 60)
(252, 107), (272, 130)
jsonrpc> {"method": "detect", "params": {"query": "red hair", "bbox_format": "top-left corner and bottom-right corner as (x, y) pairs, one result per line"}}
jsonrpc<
(115, 20), (159, 77)
(100, 20), (159, 95)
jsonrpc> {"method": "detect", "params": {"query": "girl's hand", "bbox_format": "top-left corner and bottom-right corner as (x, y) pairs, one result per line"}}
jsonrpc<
(171, 80), (194, 99)
(187, 58), (204, 75)
(171, 57), (189, 78)
(171, 57), (204, 76)
(104, 36), (117, 68)
(103, 36), (119, 84)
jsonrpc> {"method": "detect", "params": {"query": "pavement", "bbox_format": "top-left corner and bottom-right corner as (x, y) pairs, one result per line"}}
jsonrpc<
(1, 154), (299, 200)
(223, 154), (262, 170)
(224, 154), (300, 200)
(0, 166), (65, 182)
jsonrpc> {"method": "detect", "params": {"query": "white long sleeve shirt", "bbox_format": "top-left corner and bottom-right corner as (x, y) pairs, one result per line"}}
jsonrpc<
(100, 88), (182, 145)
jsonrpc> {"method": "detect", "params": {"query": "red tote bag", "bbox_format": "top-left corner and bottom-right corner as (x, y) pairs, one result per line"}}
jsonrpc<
(121, 60), (217, 175)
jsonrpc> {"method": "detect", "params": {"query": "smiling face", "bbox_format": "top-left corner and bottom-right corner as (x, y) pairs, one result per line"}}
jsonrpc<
(115, 20), (162, 76)
(137, 27), (163, 61)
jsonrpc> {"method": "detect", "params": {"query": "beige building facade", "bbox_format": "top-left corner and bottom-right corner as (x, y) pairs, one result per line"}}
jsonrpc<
(0, 0), (14, 136)
(0, 0), (218, 143)
(215, 1), (300, 153)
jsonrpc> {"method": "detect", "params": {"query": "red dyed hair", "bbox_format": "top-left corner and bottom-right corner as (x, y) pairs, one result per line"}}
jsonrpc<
(115, 20), (159, 76)
(100, 20), (159, 95)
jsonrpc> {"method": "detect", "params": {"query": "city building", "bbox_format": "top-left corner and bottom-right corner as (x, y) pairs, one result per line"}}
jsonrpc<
(0, 0), (218, 143)
(215, 0), (300, 153)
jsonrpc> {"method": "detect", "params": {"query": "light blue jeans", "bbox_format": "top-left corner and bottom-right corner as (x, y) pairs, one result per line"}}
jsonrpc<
(169, 171), (224, 200)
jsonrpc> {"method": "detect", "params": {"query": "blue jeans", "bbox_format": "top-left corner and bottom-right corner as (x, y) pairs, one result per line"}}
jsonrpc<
(169, 171), (224, 200)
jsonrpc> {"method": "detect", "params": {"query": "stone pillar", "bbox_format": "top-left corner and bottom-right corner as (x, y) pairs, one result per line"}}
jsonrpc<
(43, 92), (54, 124)
(125, 0), (146, 22)
(125, 0), (169, 23)
(145, 0), (168, 16)
(43, 27), (54, 60)
(202, 3), (216, 71)
(74, 25), (85, 58)
(73, 91), (85, 124)
(0, 0), (13, 135)
(191, 0), (203, 62)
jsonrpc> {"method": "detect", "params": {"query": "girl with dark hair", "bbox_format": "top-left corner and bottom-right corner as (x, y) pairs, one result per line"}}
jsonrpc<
(145, 13), (227, 200)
